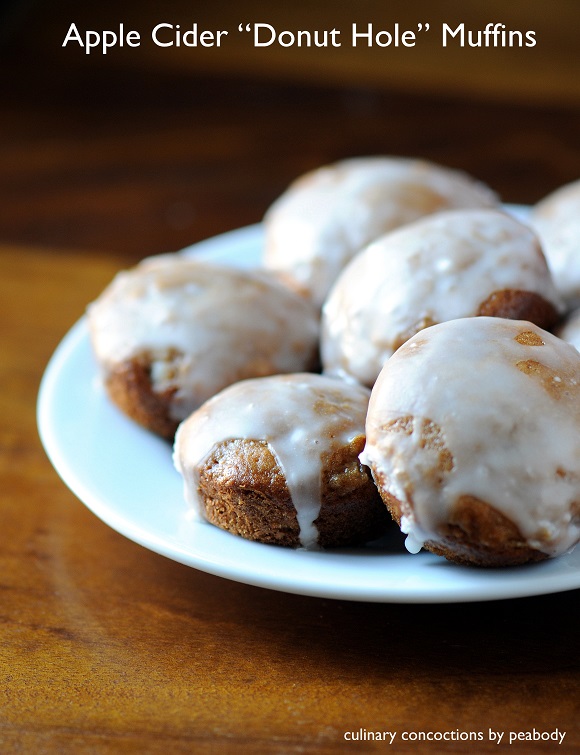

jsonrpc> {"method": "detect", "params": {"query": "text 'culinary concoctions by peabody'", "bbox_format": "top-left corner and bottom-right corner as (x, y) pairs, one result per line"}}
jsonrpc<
(342, 728), (567, 745)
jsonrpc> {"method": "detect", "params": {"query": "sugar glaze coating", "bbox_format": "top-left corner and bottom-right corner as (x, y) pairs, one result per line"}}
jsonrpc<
(263, 156), (498, 307)
(361, 317), (580, 563)
(174, 373), (372, 548)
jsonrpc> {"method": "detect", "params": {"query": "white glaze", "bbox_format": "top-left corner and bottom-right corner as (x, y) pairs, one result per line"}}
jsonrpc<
(361, 317), (580, 558)
(87, 255), (320, 421)
(173, 373), (371, 548)
(322, 209), (560, 387)
(532, 179), (580, 309)
(263, 156), (498, 307)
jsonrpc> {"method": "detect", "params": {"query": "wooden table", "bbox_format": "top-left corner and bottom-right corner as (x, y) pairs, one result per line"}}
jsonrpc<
(1, 23), (580, 753)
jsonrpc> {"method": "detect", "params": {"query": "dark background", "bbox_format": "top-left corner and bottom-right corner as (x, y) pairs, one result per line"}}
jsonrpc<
(1, 0), (579, 262)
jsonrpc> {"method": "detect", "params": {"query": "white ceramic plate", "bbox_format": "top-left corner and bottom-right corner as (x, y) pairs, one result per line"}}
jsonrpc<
(37, 213), (580, 603)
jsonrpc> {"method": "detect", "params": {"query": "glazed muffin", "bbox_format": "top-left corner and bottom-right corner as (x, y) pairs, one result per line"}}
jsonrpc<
(87, 255), (320, 439)
(173, 373), (389, 549)
(531, 178), (580, 309)
(322, 209), (561, 387)
(263, 156), (499, 307)
(361, 317), (580, 566)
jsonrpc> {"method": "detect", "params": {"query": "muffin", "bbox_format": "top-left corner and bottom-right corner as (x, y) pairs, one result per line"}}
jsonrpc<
(87, 255), (320, 439)
(263, 156), (499, 307)
(322, 209), (561, 387)
(361, 317), (580, 566)
(173, 373), (389, 549)
(532, 178), (580, 309)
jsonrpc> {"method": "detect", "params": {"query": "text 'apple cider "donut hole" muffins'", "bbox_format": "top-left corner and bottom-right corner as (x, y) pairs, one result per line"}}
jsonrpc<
(361, 317), (580, 567)
(263, 156), (499, 308)
(87, 255), (320, 440)
(322, 209), (561, 388)
(173, 373), (390, 549)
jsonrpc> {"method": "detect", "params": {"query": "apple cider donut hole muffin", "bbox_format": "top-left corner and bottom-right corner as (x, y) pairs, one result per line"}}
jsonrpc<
(263, 156), (499, 307)
(322, 209), (561, 387)
(87, 255), (320, 440)
(532, 178), (580, 309)
(361, 317), (580, 567)
(173, 373), (389, 549)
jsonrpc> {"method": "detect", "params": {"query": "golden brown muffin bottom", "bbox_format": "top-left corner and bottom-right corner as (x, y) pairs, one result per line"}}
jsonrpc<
(196, 436), (391, 548)
(373, 470), (548, 567)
